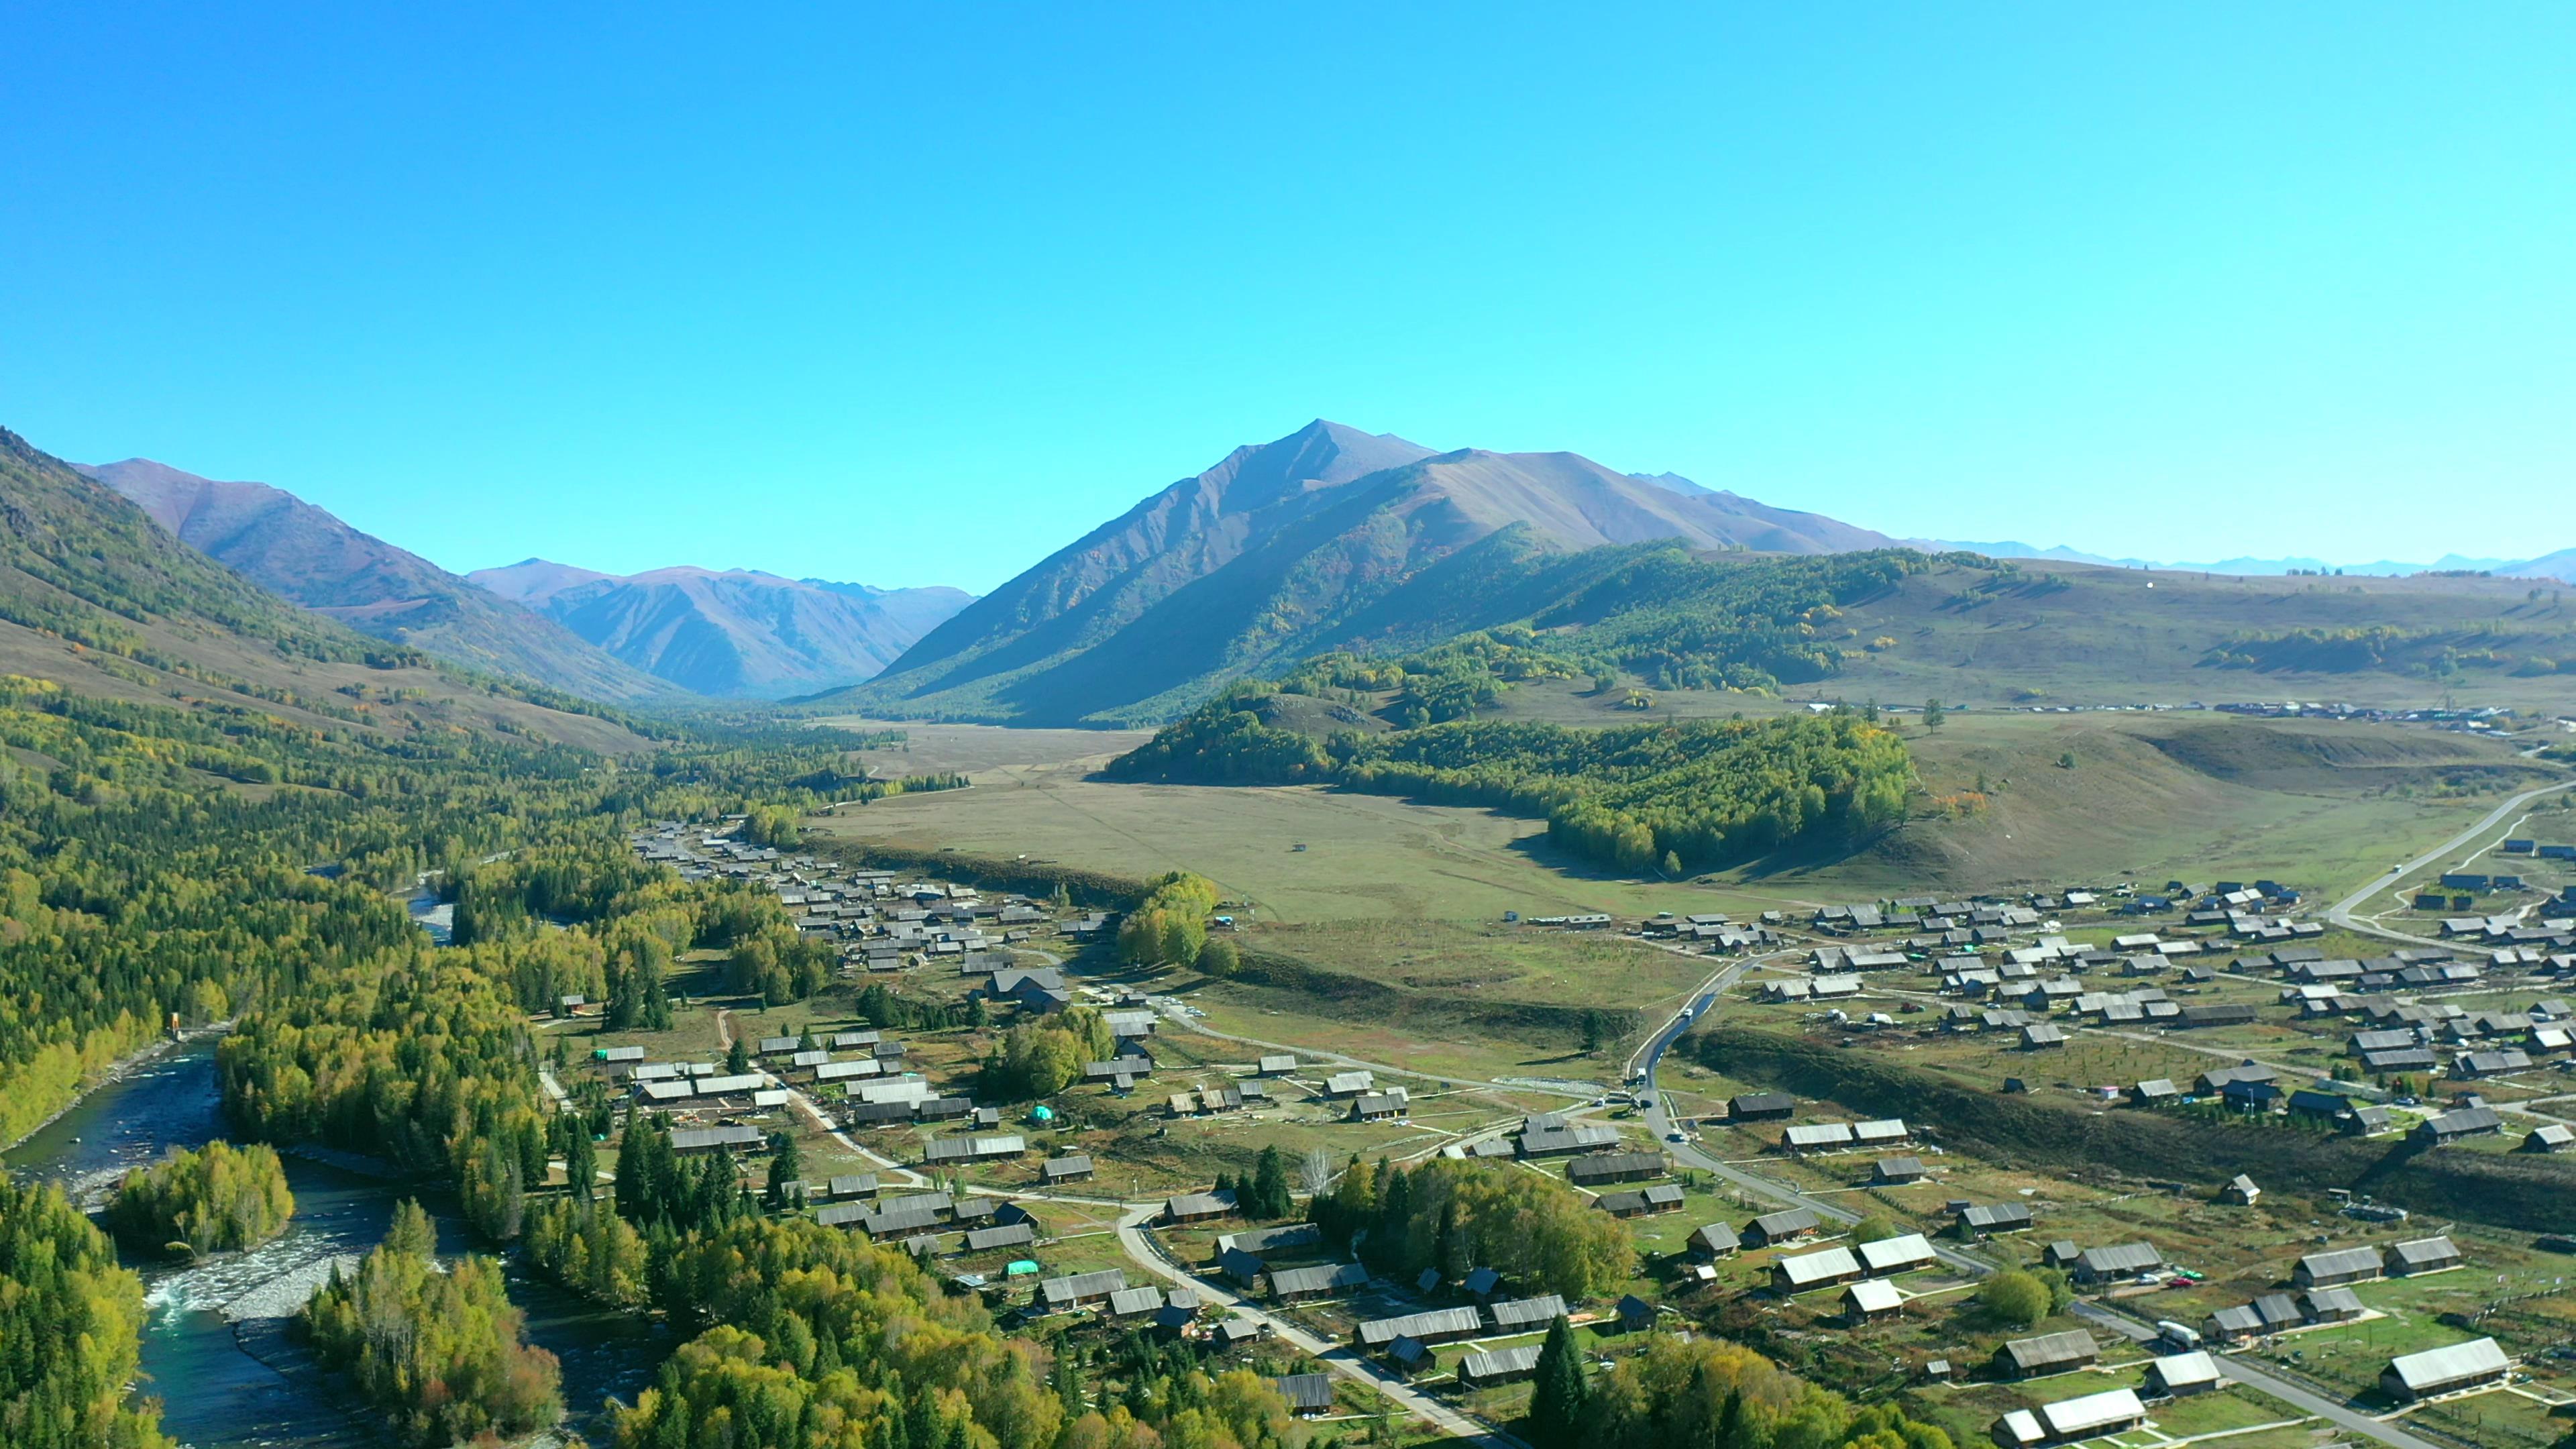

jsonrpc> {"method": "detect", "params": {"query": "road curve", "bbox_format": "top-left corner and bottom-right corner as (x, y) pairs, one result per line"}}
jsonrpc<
(2324, 777), (2575, 945)
(1112, 1205), (1517, 1448)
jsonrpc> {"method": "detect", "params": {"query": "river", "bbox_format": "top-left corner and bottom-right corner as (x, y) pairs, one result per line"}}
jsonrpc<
(2, 1042), (674, 1448)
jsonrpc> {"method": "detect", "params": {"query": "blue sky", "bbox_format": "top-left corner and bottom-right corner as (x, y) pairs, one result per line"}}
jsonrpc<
(5, 5), (2570, 591)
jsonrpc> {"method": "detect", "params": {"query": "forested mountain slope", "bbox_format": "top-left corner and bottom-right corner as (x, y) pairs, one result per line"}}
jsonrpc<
(824, 419), (1896, 726)
(470, 560), (972, 697)
(79, 458), (681, 704)
(1, 431), (649, 752)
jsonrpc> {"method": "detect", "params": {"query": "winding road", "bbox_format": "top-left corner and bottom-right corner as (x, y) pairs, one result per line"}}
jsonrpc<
(2324, 777), (2576, 945)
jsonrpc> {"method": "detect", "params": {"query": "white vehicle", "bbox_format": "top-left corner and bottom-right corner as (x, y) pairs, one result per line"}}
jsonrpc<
(2156, 1320), (2202, 1349)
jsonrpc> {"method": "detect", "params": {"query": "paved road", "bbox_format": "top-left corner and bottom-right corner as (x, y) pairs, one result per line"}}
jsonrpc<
(713, 1007), (928, 1187)
(1633, 971), (2449, 1449)
(2324, 777), (2576, 945)
(1113, 1204), (1515, 1448)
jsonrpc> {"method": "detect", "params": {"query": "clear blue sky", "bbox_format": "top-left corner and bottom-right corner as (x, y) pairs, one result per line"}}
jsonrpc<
(6, 5), (2571, 591)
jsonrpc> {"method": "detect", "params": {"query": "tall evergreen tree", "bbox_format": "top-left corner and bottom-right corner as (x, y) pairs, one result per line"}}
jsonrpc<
(1715, 1388), (1748, 1449)
(1250, 1144), (1291, 1219)
(1529, 1314), (1587, 1449)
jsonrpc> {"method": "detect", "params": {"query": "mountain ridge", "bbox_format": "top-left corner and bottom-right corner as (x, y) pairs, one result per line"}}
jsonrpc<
(468, 559), (973, 698)
(824, 419), (1896, 725)
(1, 431), (649, 752)
(77, 458), (681, 703)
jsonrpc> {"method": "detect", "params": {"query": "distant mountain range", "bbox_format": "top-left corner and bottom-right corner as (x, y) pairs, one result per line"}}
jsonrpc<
(40, 424), (2574, 722)
(470, 561), (971, 698)
(78, 458), (679, 703)
(819, 419), (1898, 725)
(1924, 537), (2576, 583)
(78, 458), (971, 700)
(2, 433), (641, 749)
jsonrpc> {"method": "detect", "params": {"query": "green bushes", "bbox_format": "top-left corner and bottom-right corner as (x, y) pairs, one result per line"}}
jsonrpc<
(979, 1006), (1116, 1101)
(1117, 871), (1219, 967)
(629, 1215), (1064, 1449)
(105, 1141), (294, 1258)
(1977, 1271), (2051, 1328)
(1574, 1333), (1953, 1449)
(522, 1198), (649, 1307)
(297, 1201), (562, 1446)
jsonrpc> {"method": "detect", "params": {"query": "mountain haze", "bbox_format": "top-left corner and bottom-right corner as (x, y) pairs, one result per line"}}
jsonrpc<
(78, 458), (679, 703)
(472, 561), (973, 698)
(828, 419), (1895, 725)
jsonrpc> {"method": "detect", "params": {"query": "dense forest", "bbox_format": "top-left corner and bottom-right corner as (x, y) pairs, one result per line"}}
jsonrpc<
(0, 627), (930, 1443)
(299, 1200), (564, 1446)
(1109, 694), (1913, 872)
(103, 1141), (294, 1258)
(0, 1174), (169, 1449)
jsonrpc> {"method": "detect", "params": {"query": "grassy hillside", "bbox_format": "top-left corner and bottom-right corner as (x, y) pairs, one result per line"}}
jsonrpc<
(1814, 708), (2561, 892)
(841, 528), (2576, 730)
(0, 429), (652, 753)
(1822, 561), (2576, 711)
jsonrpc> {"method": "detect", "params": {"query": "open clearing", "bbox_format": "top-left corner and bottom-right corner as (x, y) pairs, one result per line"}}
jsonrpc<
(810, 716), (2554, 919)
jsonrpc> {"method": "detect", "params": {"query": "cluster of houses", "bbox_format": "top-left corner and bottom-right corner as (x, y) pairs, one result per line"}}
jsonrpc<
(814, 1187), (1030, 1252)
(1979, 1232), (2506, 1444)
(2435, 902), (2575, 950)
(626, 823), (1076, 973)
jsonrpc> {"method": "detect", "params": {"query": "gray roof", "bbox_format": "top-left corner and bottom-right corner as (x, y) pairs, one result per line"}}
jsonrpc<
(2076, 1242), (2163, 1275)
(2298, 1246), (2384, 1281)
(2385, 1336), (2508, 1393)
(1999, 1330), (2097, 1371)
(2422, 1105), (2504, 1135)
(1038, 1269), (1128, 1305)
(1460, 1345), (1543, 1380)
(2388, 1235), (2462, 1268)
(1273, 1373), (1334, 1411)
(1107, 1287), (1165, 1316)
(1487, 1294), (1568, 1330)
(1269, 1262), (1368, 1297)
(1748, 1207), (1820, 1239)
(1355, 1307), (1484, 1347)
(964, 1222), (1036, 1252)
(669, 1124), (765, 1152)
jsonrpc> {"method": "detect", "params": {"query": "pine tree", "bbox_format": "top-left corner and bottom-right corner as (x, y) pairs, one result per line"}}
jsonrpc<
(1529, 1314), (1587, 1448)
(565, 1124), (596, 1203)
(1251, 1145), (1291, 1219)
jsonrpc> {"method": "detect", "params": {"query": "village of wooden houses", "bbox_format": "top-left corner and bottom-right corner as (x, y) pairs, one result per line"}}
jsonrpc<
(550, 812), (2576, 1449)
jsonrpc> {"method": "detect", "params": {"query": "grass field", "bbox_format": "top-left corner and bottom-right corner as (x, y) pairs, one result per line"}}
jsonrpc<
(810, 716), (2563, 922)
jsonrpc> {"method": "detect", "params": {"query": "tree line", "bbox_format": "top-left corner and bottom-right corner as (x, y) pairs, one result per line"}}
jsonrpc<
(1111, 702), (1914, 873)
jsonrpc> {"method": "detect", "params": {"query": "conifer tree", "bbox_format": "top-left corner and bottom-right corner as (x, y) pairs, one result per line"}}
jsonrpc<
(1529, 1314), (1587, 1448)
